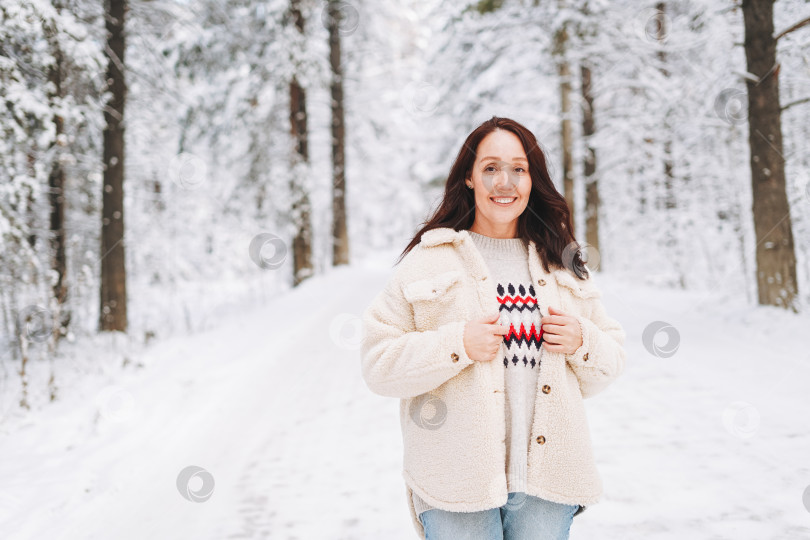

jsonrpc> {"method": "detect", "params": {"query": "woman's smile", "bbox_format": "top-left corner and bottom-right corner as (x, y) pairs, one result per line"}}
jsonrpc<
(490, 196), (518, 207)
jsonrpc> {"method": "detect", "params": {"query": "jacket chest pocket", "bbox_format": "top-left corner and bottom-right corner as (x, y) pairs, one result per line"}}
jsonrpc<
(402, 270), (466, 331)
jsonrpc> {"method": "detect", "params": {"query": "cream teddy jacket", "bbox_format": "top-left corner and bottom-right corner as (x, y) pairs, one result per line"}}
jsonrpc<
(359, 227), (627, 539)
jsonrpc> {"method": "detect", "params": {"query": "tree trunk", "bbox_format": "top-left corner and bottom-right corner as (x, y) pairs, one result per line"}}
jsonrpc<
(742, 0), (798, 311)
(655, 2), (676, 211)
(580, 63), (600, 265)
(328, 0), (349, 267)
(653, 2), (685, 287)
(99, 0), (128, 331)
(25, 153), (36, 249)
(46, 5), (70, 341)
(289, 0), (314, 286)
(554, 14), (574, 232)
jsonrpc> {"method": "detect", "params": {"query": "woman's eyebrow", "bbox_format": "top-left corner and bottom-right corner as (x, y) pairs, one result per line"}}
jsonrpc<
(480, 156), (528, 163)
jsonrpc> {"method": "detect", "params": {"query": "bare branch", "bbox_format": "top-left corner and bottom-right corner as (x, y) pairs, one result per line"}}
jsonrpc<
(782, 96), (810, 112)
(774, 16), (810, 41)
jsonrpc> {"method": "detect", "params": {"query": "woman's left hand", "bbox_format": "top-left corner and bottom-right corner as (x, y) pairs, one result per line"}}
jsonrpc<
(540, 306), (583, 354)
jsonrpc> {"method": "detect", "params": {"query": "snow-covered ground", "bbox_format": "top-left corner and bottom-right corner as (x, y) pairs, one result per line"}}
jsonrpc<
(1, 247), (809, 539)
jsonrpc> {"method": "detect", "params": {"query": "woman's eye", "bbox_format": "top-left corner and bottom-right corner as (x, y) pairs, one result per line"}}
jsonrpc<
(515, 167), (526, 173)
(484, 166), (497, 172)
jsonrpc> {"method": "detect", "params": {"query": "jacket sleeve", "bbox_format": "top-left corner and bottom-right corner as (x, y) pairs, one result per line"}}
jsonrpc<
(564, 294), (627, 399)
(360, 275), (475, 399)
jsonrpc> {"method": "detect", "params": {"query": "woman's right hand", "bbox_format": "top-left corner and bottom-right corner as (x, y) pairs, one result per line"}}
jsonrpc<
(463, 312), (510, 362)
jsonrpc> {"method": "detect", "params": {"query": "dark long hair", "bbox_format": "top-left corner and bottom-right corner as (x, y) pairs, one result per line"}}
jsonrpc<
(395, 116), (588, 279)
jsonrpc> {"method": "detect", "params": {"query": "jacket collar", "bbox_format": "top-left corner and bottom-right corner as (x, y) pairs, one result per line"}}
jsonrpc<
(419, 227), (465, 247)
(419, 227), (591, 289)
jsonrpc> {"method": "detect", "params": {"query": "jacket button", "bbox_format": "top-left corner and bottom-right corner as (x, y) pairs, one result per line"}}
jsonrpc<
(451, 352), (459, 362)
(537, 279), (546, 286)
(542, 384), (551, 394)
(583, 353), (589, 362)
(536, 435), (546, 444)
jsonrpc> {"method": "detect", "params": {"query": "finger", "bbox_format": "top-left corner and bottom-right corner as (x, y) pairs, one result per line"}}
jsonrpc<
(542, 341), (566, 352)
(490, 323), (511, 336)
(541, 323), (567, 335)
(540, 314), (567, 325)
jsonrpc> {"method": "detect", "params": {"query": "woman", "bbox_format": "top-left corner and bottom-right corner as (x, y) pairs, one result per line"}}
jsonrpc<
(360, 116), (627, 540)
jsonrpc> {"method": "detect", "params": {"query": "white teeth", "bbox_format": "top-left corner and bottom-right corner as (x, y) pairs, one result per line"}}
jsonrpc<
(492, 197), (516, 203)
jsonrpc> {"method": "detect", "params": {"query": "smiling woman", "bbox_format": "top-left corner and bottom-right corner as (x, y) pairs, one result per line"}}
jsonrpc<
(361, 116), (627, 540)
(395, 116), (582, 276)
(467, 132), (533, 234)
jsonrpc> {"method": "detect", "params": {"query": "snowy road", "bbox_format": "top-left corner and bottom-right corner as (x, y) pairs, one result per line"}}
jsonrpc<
(1, 257), (809, 539)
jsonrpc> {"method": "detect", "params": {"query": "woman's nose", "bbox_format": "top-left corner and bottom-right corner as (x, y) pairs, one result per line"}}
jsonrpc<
(495, 169), (514, 191)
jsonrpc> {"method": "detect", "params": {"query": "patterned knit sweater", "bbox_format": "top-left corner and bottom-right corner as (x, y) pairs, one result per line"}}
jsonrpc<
(412, 230), (544, 517)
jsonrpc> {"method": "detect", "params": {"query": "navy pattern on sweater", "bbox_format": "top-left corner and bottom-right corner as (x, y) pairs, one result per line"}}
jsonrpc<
(499, 282), (544, 369)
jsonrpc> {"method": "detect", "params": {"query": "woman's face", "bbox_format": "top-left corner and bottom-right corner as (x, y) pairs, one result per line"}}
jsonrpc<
(465, 129), (532, 238)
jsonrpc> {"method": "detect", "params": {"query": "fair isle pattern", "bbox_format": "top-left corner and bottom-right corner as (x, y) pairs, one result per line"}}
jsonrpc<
(498, 282), (544, 369)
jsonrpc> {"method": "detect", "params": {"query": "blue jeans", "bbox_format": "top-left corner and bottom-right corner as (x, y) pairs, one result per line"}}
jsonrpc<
(418, 492), (580, 540)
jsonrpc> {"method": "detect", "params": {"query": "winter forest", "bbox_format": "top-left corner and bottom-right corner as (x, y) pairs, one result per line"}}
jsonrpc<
(2, 0), (810, 538)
